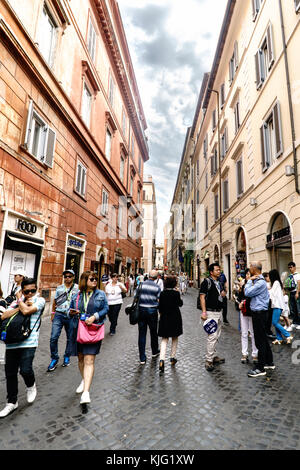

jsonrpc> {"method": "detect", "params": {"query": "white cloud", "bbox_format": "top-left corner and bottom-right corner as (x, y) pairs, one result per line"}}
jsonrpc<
(118, 0), (228, 243)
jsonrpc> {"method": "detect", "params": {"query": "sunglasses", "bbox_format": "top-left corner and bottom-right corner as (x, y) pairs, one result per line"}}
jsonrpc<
(23, 289), (37, 295)
(64, 275), (73, 278)
(89, 277), (98, 282)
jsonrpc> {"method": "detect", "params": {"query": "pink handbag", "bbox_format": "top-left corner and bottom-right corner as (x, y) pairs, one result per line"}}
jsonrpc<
(75, 293), (105, 344)
(77, 321), (105, 344)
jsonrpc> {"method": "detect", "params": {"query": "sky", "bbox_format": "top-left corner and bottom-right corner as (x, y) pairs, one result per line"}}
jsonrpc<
(118, 0), (228, 244)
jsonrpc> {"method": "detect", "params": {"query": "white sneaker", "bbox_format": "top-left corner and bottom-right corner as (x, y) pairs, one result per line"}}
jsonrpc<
(0, 402), (18, 418)
(27, 383), (37, 404)
(80, 391), (90, 404)
(296, 325), (300, 330)
(76, 380), (84, 394)
(286, 326), (293, 332)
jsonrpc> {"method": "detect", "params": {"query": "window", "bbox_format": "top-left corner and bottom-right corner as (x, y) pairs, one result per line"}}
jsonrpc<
(214, 193), (219, 221)
(196, 189), (200, 205)
(212, 109), (217, 132)
(82, 82), (92, 126)
(196, 159), (199, 177)
(101, 189), (109, 215)
(205, 171), (208, 190)
(210, 148), (218, 176)
(234, 100), (241, 134)
(122, 109), (127, 137)
(87, 16), (97, 62)
(131, 134), (134, 157)
(109, 73), (115, 106)
(203, 134), (208, 160)
(75, 160), (87, 197)
(130, 174), (134, 196)
(117, 205), (122, 228)
(138, 155), (142, 174)
(37, 5), (57, 66)
(120, 155), (125, 182)
(229, 41), (239, 85)
(221, 127), (228, 159)
(255, 25), (275, 90)
(24, 100), (56, 168)
(296, 0), (300, 13)
(252, 0), (262, 21)
(223, 179), (229, 212)
(220, 83), (225, 108)
(105, 128), (112, 161)
(137, 188), (141, 205)
(260, 102), (283, 172)
(205, 208), (209, 233)
(236, 158), (244, 198)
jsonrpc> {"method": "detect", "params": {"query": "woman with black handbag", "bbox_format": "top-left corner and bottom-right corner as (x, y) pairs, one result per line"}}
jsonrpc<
(0, 278), (45, 418)
(69, 271), (108, 410)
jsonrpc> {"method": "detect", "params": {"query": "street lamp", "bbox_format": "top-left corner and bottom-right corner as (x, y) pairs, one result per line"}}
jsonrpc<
(209, 88), (223, 263)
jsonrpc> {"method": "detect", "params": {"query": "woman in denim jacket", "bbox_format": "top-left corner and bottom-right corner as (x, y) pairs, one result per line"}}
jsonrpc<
(69, 271), (108, 409)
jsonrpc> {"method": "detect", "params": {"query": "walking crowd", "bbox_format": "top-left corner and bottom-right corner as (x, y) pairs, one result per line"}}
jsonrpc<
(0, 259), (299, 418)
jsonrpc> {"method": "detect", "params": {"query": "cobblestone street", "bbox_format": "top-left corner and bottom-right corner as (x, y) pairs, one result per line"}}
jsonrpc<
(1, 288), (300, 450)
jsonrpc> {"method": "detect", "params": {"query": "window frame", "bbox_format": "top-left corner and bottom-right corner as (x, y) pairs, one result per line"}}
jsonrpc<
(105, 126), (113, 161)
(75, 159), (87, 198)
(37, 3), (58, 68)
(101, 189), (109, 216)
(236, 157), (244, 199)
(87, 14), (97, 62)
(81, 81), (93, 127)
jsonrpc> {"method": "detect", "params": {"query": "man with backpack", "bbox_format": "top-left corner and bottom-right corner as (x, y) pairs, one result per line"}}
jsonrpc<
(198, 263), (225, 372)
(286, 262), (300, 330)
(0, 278), (45, 418)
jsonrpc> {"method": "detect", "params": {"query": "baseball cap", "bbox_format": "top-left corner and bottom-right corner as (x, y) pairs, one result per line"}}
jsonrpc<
(14, 269), (27, 277)
(63, 269), (75, 276)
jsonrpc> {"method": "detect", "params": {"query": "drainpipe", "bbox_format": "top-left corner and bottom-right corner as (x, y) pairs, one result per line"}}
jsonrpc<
(278, 0), (300, 194)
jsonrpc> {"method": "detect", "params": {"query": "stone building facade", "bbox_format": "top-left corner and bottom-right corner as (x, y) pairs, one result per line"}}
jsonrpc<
(0, 0), (148, 311)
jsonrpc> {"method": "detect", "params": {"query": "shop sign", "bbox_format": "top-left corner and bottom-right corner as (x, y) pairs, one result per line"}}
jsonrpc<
(68, 239), (84, 249)
(16, 219), (37, 235)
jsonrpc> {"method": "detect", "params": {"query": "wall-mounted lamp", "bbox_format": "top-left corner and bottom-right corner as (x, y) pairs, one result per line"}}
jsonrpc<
(25, 210), (42, 216)
(285, 165), (295, 176)
(228, 217), (234, 224)
(75, 232), (86, 237)
(250, 198), (257, 206)
(235, 218), (242, 225)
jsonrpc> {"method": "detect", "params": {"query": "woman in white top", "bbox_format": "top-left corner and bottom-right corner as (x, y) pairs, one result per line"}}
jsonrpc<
(105, 273), (127, 336)
(269, 269), (293, 345)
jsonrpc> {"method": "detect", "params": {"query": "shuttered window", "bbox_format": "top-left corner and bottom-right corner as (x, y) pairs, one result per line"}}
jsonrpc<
(87, 17), (97, 62)
(37, 5), (57, 67)
(214, 193), (219, 222)
(24, 100), (56, 168)
(109, 73), (115, 107)
(255, 24), (275, 90)
(296, 0), (300, 13)
(221, 127), (228, 159)
(260, 101), (283, 172)
(220, 83), (225, 108)
(229, 41), (239, 85)
(101, 189), (109, 215)
(212, 109), (217, 131)
(205, 208), (209, 233)
(234, 101), (240, 134)
(105, 128), (112, 161)
(223, 180), (229, 212)
(236, 159), (244, 198)
(203, 134), (208, 159)
(75, 161), (87, 197)
(252, 0), (261, 21)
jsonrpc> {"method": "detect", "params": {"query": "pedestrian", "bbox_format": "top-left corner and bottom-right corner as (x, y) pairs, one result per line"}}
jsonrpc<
(262, 272), (276, 339)
(155, 272), (164, 291)
(283, 288), (293, 331)
(128, 274), (135, 297)
(219, 270), (229, 325)
(5, 269), (26, 306)
(285, 262), (300, 329)
(244, 262), (274, 377)
(105, 273), (127, 336)
(238, 269), (258, 364)
(137, 269), (161, 365)
(198, 263), (225, 372)
(69, 271), (108, 408)
(158, 275), (183, 372)
(0, 278), (45, 418)
(47, 269), (78, 372)
(269, 269), (293, 345)
(179, 272), (186, 295)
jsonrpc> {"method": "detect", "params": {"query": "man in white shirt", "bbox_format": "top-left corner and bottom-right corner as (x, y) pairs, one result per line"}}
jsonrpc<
(287, 262), (300, 329)
(155, 273), (164, 291)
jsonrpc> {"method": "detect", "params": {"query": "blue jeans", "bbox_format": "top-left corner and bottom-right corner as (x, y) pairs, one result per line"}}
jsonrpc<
(5, 347), (36, 404)
(272, 308), (290, 341)
(138, 307), (159, 362)
(50, 312), (71, 360)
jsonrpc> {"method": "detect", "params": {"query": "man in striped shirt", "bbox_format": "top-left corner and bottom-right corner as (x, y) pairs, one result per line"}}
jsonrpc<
(137, 270), (161, 365)
(0, 278), (45, 418)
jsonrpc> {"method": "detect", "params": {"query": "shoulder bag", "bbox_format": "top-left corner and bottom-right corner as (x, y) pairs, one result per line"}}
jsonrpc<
(125, 283), (142, 325)
(0, 306), (44, 344)
(75, 292), (105, 344)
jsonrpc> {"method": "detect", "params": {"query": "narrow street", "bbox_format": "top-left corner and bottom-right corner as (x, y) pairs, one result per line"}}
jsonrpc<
(1, 288), (300, 450)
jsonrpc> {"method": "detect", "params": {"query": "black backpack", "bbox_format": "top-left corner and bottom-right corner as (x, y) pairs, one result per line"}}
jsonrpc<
(0, 307), (44, 344)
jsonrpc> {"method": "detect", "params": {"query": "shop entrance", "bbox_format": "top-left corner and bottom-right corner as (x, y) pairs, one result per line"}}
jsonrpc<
(267, 212), (292, 279)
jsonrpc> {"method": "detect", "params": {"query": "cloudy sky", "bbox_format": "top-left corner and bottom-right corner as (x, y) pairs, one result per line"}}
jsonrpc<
(118, 0), (228, 243)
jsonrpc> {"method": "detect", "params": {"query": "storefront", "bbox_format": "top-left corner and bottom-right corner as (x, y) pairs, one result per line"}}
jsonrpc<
(64, 234), (86, 284)
(267, 212), (292, 278)
(0, 209), (46, 297)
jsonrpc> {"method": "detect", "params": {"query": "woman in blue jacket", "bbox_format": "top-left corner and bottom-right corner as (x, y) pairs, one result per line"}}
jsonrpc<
(69, 271), (108, 409)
